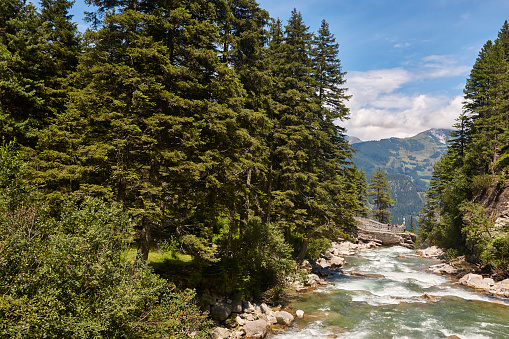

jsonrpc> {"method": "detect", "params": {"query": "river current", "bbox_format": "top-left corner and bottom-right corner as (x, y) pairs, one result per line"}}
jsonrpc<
(271, 246), (509, 339)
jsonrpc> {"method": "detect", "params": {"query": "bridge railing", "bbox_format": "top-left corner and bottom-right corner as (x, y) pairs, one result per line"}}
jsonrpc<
(354, 217), (406, 234)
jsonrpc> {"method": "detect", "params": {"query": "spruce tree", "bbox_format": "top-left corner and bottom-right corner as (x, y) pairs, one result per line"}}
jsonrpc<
(39, 0), (80, 118)
(0, 0), (44, 147)
(266, 10), (356, 259)
(38, 0), (253, 262)
(368, 168), (394, 223)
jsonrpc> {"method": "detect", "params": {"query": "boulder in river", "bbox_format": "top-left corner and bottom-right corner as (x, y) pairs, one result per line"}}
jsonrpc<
(428, 263), (459, 275)
(490, 278), (509, 298)
(459, 273), (495, 291)
(415, 246), (444, 258)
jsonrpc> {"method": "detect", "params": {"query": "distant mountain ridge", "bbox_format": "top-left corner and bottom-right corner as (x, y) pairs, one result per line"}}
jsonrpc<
(351, 128), (451, 227)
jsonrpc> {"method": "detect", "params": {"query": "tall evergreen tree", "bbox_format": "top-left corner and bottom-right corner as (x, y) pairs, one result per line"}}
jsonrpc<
(38, 0), (80, 118)
(38, 0), (249, 262)
(368, 168), (394, 223)
(0, 0), (44, 147)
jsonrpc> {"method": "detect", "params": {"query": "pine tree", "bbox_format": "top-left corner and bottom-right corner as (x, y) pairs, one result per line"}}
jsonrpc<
(0, 0), (45, 147)
(38, 0), (80, 118)
(354, 168), (370, 217)
(368, 168), (394, 223)
(38, 0), (250, 262)
(409, 215), (415, 233)
(265, 10), (356, 260)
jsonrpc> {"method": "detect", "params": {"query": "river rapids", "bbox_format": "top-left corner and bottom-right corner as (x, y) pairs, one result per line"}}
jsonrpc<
(270, 246), (509, 339)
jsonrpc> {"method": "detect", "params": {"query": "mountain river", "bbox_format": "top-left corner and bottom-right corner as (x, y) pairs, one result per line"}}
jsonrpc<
(270, 246), (509, 339)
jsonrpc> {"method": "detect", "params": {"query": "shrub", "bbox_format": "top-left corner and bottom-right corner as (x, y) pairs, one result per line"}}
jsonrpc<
(0, 143), (211, 338)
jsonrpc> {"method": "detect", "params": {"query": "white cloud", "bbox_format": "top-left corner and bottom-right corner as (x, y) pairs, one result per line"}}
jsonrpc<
(341, 55), (467, 141)
(419, 55), (471, 79)
(394, 42), (411, 48)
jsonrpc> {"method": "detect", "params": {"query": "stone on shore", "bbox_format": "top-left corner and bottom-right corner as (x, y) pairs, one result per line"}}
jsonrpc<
(490, 278), (509, 298)
(415, 246), (444, 259)
(243, 319), (267, 338)
(210, 302), (232, 322)
(210, 327), (230, 339)
(296, 310), (304, 318)
(274, 310), (294, 326)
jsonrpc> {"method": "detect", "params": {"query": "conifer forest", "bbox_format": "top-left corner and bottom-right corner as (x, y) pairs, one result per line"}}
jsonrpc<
(2, 0), (509, 337)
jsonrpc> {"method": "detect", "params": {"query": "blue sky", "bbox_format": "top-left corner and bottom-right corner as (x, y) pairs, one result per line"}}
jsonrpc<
(64, 0), (509, 140)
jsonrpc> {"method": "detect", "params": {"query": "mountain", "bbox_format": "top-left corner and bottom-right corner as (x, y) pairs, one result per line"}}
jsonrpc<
(347, 136), (363, 144)
(351, 128), (451, 227)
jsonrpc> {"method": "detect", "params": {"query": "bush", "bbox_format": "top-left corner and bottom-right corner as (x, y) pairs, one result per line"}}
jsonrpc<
(0, 143), (211, 338)
(0, 197), (212, 338)
(209, 221), (294, 301)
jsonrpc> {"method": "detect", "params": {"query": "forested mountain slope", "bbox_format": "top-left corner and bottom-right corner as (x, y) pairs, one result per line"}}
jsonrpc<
(351, 128), (450, 226)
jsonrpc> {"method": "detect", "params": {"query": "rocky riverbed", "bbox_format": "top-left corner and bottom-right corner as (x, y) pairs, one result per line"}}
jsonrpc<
(206, 240), (381, 338)
(207, 242), (509, 338)
(416, 245), (509, 299)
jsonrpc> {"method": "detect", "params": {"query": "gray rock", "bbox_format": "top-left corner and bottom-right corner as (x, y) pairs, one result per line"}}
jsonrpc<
(231, 300), (243, 313)
(245, 313), (255, 321)
(235, 315), (246, 326)
(210, 327), (230, 339)
(267, 315), (277, 324)
(329, 256), (344, 267)
(296, 310), (304, 318)
(459, 273), (493, 291)
(243, 319), (267, 338)
(316, 257), (331, 268)
(306, 273), (320, 285)
(492, 278), (509, 297)
(243, 301), (255, 313)
(274, 310), (294, 326)
(428, 263), (458, 275)
(260, 303), (272, 315)
(211, 302), (232, 322)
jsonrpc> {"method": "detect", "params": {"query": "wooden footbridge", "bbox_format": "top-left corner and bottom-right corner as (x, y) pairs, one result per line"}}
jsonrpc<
(354, 217), (415, 248)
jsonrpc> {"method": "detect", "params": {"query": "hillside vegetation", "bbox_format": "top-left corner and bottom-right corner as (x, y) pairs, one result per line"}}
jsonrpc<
(419, 21), (509, 276)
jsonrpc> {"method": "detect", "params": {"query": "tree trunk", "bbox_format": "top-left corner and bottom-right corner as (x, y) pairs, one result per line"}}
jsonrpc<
(296, 238), (309, 261)
(137, 216), (151, 262)
(265, 163), (273, 224)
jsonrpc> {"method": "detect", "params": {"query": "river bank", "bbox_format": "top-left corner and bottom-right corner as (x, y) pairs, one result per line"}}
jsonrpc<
(415, 246), (509, 300)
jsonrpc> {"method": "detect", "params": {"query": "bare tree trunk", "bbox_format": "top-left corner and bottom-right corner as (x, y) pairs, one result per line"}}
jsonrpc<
(296, 238), (309, 261)
(137, 216), (151, 262)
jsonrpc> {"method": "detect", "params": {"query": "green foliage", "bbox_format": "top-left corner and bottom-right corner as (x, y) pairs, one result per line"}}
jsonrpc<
(443, 248), (460, 261)
(0, 144), (211, 338)
(306, 237), (332, 259)
(0, 196), (212, 338)
(208, 221), (293, 301)
(6, 0), (362, 310)
(0, 141), (30, 210)
(368, 168), (395, 223)
(420, 22), (509, 271)
(460, 201), (509, 269)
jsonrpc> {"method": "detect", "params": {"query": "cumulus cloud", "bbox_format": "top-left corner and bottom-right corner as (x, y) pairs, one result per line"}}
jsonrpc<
(341, 55), (467, 141)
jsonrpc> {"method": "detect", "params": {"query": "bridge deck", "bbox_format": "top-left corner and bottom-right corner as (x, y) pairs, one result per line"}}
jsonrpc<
(354, 217), (406, 234)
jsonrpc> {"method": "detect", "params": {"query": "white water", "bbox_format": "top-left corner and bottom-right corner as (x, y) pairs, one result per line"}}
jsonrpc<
(271, 246), (509, 339)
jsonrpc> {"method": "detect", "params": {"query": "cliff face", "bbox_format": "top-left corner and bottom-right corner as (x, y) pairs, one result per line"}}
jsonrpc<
(472, 177), (509, 231)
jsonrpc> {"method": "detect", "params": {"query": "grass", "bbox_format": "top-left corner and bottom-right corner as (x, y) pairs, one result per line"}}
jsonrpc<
(123, 245), (193, 265)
